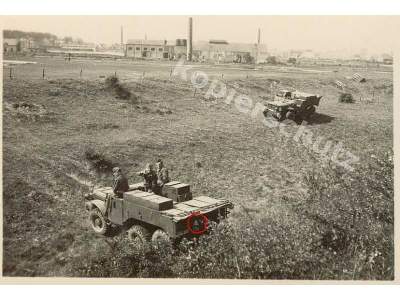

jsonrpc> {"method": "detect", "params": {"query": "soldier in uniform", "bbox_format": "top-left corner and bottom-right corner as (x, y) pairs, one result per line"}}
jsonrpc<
(138, 163), (157, 192)
(155, 159), (170, 195)
(112, 167), (129, 198)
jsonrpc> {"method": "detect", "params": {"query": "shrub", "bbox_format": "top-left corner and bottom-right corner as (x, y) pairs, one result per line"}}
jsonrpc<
(114, 84), (132, 100)
(302, 151), (394, 279)
(266, 56), (278, 65)
(84, 148), (115, 174)
(339, 93), (355, 103)
(105, 75), (136, 101)
(105, 75), (119, 89)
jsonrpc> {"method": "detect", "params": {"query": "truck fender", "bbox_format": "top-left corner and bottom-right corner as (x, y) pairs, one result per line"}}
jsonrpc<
(86, 199), (107, 215)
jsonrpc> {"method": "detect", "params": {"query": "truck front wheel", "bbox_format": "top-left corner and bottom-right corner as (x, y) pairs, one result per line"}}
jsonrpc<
(127, 225), (151, 249)
(89, 208), (111, 235)
(274, 112), (286, 122)
(286, 110), (295, 120)
(304, 105), (316, 119)
(151, 229), (172, 249)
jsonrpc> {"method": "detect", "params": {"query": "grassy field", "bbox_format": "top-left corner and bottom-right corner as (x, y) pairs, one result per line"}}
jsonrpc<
(2, 56), (393, 279)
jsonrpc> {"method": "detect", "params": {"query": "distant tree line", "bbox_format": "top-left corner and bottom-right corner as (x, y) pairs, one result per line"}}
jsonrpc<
(3, 30), (58, 43)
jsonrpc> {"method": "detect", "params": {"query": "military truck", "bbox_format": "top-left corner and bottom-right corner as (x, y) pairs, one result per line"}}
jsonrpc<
(84, 181), (233, 248)
(263, 90), (322, 122)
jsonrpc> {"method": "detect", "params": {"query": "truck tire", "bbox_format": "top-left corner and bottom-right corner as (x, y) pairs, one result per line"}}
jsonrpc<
(127, 225), (150, 248)
(151, 229), (172, 249)
(89, 208), (111, 235)
(304, 105), (316, 119)
(286, 110), (295, 120)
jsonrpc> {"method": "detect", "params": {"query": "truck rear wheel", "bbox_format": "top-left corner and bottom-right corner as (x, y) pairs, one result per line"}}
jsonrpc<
(89, 208), (111, 235)
(127, 225), (150, 249)
(151, 229), (172, 249)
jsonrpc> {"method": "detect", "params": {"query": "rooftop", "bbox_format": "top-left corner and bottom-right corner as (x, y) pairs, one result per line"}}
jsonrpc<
(126, 39), (167, 46)
(209, 39), (229, 44)
(3, 38), (18, 46)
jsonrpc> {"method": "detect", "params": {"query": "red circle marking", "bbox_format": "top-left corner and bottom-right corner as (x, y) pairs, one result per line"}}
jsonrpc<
(186, 211), (209, 235)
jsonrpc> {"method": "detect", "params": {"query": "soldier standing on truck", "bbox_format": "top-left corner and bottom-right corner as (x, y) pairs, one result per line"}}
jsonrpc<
(138, 163), (157, 192)
(155, 159), (170, 195)
(112, 167), (129, 198)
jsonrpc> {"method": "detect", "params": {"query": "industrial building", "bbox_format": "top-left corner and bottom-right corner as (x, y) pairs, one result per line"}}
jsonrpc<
(125, 39), (175, 59)
(124, 18), (268, 63)
(192, 40), (268, 63)
(3, 38), (18, 53)
(125, 38), (268, 63)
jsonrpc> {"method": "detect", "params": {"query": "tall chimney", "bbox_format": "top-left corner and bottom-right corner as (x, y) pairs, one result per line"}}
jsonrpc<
(256, 28), (261, 64)
(187, 17), (193, 61)
(121, 26), (125, 56)
(121, 26), (124, 46)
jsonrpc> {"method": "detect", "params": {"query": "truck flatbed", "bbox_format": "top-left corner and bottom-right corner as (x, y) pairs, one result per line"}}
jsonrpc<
(85, 180), (233, 245)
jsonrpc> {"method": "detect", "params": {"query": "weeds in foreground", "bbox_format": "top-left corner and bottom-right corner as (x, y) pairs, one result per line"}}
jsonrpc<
(70, 151), (393, 280)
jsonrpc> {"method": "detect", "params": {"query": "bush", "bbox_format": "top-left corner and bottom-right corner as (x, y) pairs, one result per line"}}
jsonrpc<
(105, 75), (136, 101)
(84, 148), (115, 174)
(266, 56), (278, 65)
(339, 93), (355, 103)
(114, 84), (132, 100)
(105, 75), (119, 89)
(302, 151), (394, 279)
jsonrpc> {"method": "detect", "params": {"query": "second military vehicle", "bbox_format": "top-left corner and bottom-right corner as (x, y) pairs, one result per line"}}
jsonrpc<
(84, 181), (233, 248)
(263, 89), (322, 122)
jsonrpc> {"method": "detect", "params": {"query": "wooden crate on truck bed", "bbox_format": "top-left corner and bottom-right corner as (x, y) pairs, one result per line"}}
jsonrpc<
(162, 181), (192, 202)
(124, 190), (173, 211)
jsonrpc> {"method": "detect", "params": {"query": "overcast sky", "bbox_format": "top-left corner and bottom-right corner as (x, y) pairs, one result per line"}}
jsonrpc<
(2, 16), (398, 53)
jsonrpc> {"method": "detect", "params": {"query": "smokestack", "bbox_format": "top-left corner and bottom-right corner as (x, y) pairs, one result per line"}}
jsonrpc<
(256, 28), (261, 64)
(187, 17), (193, 61)
(121, 26), (124, 46)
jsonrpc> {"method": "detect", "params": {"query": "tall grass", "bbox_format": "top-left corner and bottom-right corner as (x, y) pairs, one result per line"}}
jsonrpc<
(70, 150), (393, 279)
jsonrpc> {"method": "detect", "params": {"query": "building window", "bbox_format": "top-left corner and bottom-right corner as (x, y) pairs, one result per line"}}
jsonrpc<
(128, 47), (133, 50)
(158, 48), (163, 51)
(144, 47), (147, 50)
(136, 47), (140, 50)
(151, 47), (155, 51)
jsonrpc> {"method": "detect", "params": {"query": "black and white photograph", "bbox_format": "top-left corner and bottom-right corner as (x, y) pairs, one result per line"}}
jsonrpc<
(0, 13), (397, 282)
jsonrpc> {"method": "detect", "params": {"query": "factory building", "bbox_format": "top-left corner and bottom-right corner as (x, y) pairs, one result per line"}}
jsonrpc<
(124, 19), (268, 63)
(192, 40), (268, 64)
(125, 38), (267, 63)
(3, 38), (18, 53)
(125, 39), (175, 59)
